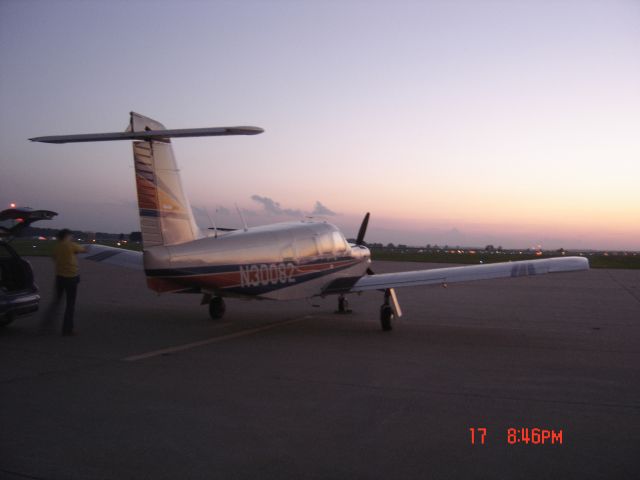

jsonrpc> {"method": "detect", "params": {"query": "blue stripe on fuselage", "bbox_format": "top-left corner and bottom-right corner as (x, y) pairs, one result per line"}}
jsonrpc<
(144, 256), (357, 277)
(139, 208), (159, 217)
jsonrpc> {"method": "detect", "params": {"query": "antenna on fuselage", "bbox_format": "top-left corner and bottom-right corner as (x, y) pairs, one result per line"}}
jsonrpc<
(205, 208), (218, 238)
(235, 203), (248, 232)
(304, 215), (327, 223)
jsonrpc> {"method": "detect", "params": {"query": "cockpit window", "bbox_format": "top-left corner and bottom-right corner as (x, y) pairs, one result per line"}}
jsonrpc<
(296, 230), (347, 259)
(317, 233), (334, 254)
(332, 231), (347, 252)
(296, 238), (318, 258)
(282, 245), (295, 261)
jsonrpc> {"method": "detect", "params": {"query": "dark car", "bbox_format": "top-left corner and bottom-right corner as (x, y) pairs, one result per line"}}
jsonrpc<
(0, 206), (57, 327)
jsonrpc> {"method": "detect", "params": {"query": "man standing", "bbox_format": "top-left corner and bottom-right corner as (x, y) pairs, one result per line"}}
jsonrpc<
(42, 229), (87, 336)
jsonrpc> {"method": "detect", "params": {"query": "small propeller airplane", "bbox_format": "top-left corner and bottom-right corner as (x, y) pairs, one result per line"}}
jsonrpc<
(30, 112), (589, 330)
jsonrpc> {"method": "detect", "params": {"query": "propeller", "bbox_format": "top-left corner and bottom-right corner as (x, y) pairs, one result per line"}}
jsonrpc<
(355, 212), (375, 275)
(354, 212), (402, 319)
(355, 212), (370, 246)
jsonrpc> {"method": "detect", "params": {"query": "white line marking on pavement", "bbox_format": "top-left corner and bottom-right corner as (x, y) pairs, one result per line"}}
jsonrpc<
(123, 317), (309, 362)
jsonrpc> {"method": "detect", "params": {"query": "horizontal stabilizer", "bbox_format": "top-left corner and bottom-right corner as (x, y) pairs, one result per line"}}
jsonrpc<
(79, 244), (143, 270)
(30, 126), (264, 144)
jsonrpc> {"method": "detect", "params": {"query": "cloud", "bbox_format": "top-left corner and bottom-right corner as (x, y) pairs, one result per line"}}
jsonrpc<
(312, 201), (336, 216)
(250, 195), (302, 216)
(247, 195), (338, 218)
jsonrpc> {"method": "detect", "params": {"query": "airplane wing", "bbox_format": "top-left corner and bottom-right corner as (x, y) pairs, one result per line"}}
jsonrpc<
(324, 257), (589, 294)
(79, 244), (143, 270)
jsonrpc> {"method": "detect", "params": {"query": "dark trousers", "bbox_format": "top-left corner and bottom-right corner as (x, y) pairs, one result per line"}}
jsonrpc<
(42, 275), (79, 333)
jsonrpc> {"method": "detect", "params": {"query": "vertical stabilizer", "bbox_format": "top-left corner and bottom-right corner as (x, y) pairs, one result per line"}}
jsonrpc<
(29, 112), (264, 248)
(130, 112), (202, 247)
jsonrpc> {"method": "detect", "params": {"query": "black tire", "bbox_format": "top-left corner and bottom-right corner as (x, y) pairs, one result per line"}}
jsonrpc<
(380, 305), (393, 331)
(209, 297), (226, 320)
(336, 296), (351, 313)
(338, 296), (347, 311)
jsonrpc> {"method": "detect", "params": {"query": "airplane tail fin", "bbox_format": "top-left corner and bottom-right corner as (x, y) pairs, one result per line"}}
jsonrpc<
(129, 113), (200, 247)
(30, 112), (263, 249)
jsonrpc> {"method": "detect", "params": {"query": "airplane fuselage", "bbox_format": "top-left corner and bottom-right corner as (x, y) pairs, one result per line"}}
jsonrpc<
(143, 221), (371, 300)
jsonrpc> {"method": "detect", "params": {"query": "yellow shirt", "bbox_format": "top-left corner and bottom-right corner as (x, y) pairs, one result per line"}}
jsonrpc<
(53, 242), (84, 277)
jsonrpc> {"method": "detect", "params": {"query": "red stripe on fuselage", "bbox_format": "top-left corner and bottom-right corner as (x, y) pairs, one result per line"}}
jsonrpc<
(146, 259), (360, 294)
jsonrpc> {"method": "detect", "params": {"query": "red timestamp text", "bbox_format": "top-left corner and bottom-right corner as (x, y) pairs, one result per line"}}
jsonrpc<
(507, 427), (563, 445)
(469, 427), (487, 445)
(469, 427), (563, 445)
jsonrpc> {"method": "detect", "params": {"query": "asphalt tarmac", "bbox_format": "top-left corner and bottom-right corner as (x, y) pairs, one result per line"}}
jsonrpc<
(1, 257), (639, 479)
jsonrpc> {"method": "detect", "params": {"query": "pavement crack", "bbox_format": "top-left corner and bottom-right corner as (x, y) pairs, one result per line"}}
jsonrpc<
(276, 375), (640, 412)
(0, 356), (117, 386)
(0, 467), (52, 480)
(606, 270), (640, 304)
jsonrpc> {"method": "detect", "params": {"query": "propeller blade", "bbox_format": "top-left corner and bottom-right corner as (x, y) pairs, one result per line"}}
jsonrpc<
(356, 212), (370, 246)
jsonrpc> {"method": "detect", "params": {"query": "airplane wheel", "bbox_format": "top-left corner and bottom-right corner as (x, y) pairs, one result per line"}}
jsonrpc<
(209, 297), (226, 320)
(339, 296), (348, 311)
(380, 305), (393, 331)
(335, 295), (352, 314)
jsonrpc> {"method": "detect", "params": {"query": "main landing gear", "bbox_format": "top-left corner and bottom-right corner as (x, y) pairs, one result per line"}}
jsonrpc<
(208, 296), (226, 320)
(335, 294), (352, 314)
(334, 290), (401, 331)
(380, 289), (394, 331)
(380, 288), (402, 331)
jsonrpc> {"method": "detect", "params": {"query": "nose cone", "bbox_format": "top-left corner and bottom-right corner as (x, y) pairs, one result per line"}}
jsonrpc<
(350, 244), (371, 262)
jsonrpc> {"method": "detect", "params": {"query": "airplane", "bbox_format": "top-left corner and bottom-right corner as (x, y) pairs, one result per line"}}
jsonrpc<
(30, 112), (589, 331)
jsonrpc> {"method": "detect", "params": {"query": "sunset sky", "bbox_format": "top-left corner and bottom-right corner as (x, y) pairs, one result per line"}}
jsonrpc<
(1, 0), (638, 249)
